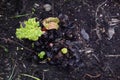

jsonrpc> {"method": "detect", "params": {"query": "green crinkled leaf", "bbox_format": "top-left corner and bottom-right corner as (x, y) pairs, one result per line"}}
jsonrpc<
(16, 18), (43, 41)
(38, 51), (46, 59)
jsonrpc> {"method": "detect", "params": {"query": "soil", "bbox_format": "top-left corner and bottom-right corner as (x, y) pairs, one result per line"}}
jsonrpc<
(0, 0), (120, 80)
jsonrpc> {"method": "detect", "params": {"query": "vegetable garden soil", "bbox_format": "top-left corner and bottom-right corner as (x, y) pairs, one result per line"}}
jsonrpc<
(0, 0), (120, 80)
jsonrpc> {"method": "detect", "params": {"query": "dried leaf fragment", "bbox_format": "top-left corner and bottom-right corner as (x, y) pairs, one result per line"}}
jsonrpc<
(42, 17), (60, 30)
(108, 27), (115, 40)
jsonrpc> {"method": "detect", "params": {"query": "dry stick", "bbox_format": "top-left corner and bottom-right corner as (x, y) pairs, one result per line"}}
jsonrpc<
(8, 65), (16, 80)
(104, 63), (114, 74)
(84, 73), (101, 78)
(82, 0), (91, 7)
(95, 0), (108, 24)
(95, 0), (108, 40)
(0, 37), (36, 53)
(21, 74), (41, 80)
(92, 54), (100, 63)
(42, 72), (45, 80)
(105, 55), (120, 57)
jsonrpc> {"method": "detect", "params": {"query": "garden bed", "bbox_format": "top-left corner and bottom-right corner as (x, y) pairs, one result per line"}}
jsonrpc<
(0, 0), (120, 80)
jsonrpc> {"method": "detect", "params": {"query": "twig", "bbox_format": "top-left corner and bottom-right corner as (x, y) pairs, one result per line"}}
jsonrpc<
(94, 0), (108, 40)
(104, 63), (114, 74)
(84, 73), (101, 78)
(92, 54), (100, 63)
(82, 0), (91, 7)
(42, 72), (45, 80)
(0, 37), (36, 53)
(10, 13), (31, 18)
(8, 65), (16, 80)
(21, 74), (41, 80)
(95, 0), (108, 24)
(105, 55), (120, 57)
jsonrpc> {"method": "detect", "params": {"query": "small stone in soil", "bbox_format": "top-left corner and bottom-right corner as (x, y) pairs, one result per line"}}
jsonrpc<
(43, 4), (52, 11)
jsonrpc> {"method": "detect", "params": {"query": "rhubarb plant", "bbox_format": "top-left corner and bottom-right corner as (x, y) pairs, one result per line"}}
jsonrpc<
(16, 18), (43, 41)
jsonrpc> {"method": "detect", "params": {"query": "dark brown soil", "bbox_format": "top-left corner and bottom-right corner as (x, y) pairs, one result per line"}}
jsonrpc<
(0, 0), (120, 80)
